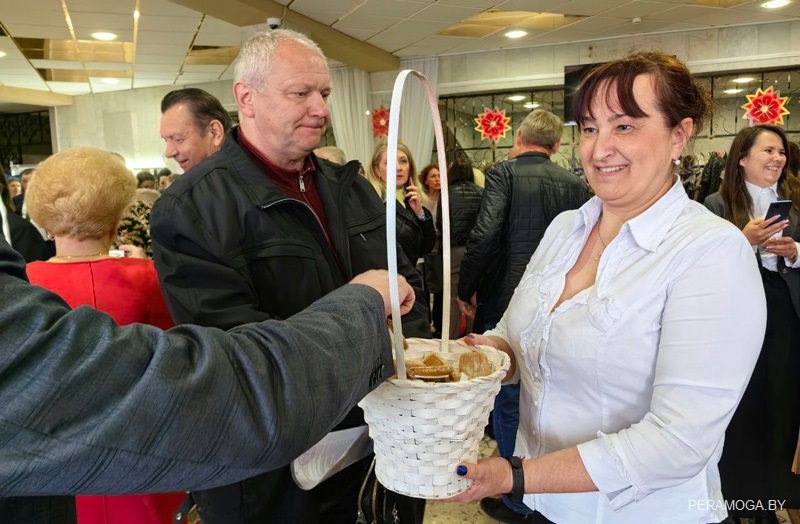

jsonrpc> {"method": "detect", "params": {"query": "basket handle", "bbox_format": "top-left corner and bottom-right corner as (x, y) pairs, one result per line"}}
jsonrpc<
(386, 69), (450, 380)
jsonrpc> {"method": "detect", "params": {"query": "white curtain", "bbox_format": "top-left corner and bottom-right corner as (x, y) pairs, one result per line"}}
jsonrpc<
(329, 66), (374, 167)
(398, 57), (439, 169)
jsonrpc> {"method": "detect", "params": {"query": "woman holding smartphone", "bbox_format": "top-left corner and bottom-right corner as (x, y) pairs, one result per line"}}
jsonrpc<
(704, 125), (800, 524)
(366, 139), (436, 269)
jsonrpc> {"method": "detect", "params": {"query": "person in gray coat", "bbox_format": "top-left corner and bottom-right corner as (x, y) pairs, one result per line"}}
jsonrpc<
(0, 233), (412, 521)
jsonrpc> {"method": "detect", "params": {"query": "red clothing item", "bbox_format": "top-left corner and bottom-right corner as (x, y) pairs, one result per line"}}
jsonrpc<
(27, 258), (174, 330)
(237, 129), (340, 262)
(27, 257), (183, 524)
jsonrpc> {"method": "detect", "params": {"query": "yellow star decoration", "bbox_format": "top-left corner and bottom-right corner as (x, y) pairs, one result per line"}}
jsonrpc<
(741, 86), (790, 126)
(474, 107), (512, 142)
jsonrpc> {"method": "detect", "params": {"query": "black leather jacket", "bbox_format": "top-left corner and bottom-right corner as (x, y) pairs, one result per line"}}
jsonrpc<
(436, 180), (484, 246)
(458, 152), (589, 330)
(395, 198), (435, 264)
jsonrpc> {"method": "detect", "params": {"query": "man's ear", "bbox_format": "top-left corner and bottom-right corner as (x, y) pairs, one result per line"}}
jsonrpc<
(551, 139), (562, 155)
(209, 120), (225, 146)
(515, 130), (523, 148)
(233, 81), (255, 119)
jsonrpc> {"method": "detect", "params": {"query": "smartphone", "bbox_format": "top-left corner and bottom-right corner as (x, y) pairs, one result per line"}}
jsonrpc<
(765, 200), (792, 223)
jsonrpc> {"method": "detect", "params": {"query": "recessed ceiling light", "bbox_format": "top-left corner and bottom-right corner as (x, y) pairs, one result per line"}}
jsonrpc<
(101, 78), (120, 85)
(0, 52), (6, 59)
(524, 102), (540, 109)
(92, 32), (117, 41)
(732, 76), (754, 83)
(507, 95), (526, 102)
(505, 30), (527, 39)
(762, 0), (790, 8)
(724, 88), (743, 94)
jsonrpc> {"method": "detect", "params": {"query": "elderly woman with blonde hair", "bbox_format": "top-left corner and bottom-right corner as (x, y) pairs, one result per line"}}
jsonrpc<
(25, 147), (184, 524)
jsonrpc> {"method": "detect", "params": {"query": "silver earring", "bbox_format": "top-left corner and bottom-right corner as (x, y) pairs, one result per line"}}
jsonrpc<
(673, 158), (680, 166)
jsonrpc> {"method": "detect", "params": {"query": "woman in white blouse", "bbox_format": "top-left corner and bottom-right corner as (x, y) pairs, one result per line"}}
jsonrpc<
(703, 125), (800, 524)
(447, 51), (767, 524)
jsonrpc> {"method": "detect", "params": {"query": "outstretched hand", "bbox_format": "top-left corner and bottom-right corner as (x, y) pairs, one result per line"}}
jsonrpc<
(350, 270), (415, 317)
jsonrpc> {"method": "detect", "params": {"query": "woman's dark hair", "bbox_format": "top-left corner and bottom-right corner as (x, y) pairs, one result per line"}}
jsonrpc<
(721, 124), (800, 229)
(418, 163), (439, 193)
(0, 174), (13, 213)
(136, 171), (156, 187)
(572, 50), (713, 135)
(161, 88), (233, 133)
(788, 141), (800, 178)
(448, 155), (474, 184)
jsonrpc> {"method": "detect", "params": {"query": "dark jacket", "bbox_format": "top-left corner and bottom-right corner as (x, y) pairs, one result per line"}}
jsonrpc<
(7, 211), (48, 262)
(0, 233), (392, 508)
(150, 128), (429, 523)
(704, 191), (800, 319)
(11, 194), (23, 217)
(395, 198), (435, 265)
(436, 180), (484, 246)
(151, 128), (429, 335)
(458, 151), (589, 330)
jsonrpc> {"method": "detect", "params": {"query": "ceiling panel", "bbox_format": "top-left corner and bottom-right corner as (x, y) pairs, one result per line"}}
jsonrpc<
(66, 0), (138, 15)
(354, 0), (428, 19)
(194, 32), (243, 46)
(557, 0), (633, 16)
(334, 12), (402, 32)
(394, 35), (469, 57)
(84, 65), (132, 73)
(70, 13), (135, 31)
(4, 23), (72, 39)
(135, 30), (195, 45)
(136, 43), (189, 56)
(136, 53), (185, 65)
(368, 20), (453, 52)
(413, 4), (487, 22)
(335, 27), (382, 40)
(30, 59), (84, 70)
(599, 1), (678, 19)
(0, 9), (69, 26)
(138, 0), (203, 18)
(137, 15), (201, 32)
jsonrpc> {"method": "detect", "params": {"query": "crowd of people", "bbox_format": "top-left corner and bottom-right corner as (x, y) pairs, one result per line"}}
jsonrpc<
(0, 28), (798, 524)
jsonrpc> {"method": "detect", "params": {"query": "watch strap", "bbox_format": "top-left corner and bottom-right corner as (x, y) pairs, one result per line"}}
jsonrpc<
(506, 456), (525, 504)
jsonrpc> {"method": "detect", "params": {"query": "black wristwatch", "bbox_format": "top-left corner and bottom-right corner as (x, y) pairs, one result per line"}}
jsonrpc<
(506, 456), (525, 504)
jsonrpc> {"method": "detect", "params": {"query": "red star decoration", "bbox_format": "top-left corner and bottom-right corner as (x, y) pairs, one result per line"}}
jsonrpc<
(741, 86), (790, 126)
(372, 105), (390, 137)
(474, 107), (511, 142)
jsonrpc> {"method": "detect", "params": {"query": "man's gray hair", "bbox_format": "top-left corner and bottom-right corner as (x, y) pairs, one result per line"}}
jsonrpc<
(518, 109), (563, 150)
(234, 29), (326, 89)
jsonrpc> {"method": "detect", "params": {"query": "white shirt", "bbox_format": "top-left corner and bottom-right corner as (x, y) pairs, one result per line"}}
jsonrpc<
(744, 180), (800, 271)
(486, 180), (766, 524)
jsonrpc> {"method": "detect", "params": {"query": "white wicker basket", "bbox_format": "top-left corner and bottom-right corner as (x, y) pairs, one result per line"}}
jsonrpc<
(359, 339), (509, 499)
(362, 70), (509, 499)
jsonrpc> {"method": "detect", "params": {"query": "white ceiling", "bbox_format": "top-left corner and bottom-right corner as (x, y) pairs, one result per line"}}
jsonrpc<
(0, 0), (799, 112)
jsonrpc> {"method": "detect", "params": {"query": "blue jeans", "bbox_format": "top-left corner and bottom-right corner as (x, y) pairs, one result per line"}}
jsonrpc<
(493, 382), (521, 459)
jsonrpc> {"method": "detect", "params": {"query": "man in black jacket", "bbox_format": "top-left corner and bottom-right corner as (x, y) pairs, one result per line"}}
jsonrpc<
(151, 29), (429, 524)
(457, 109), (588, 523)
